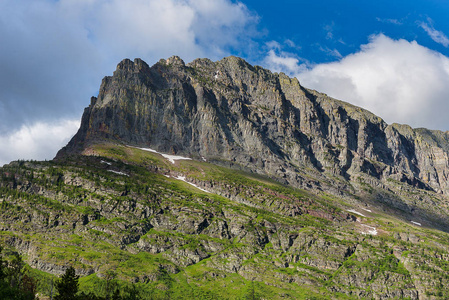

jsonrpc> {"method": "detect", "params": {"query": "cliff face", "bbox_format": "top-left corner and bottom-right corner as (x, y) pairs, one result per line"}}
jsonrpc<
(59, 55), (449, 203)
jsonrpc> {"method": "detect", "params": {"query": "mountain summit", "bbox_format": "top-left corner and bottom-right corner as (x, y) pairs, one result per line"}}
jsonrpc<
(58, 55), (449, 229)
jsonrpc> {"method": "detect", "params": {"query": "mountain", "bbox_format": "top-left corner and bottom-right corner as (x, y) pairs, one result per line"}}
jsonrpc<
(59, 55), (449, 231)
(1, 56), (449, 299)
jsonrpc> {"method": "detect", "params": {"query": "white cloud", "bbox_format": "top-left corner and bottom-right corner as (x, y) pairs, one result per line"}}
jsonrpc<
(265, 41), (282, 50)
(58, 0), (258, 62)
(324, 22), (335, 40)
(419, 20), (449, 47)
(0, 119), (80, 166)
(319, 46), (343, 58)
(376, 17), (402, 25)
(297, 34), (449, 130)
(264, 49), (308, 75)
(285, 39), (297, 48)
(263, 40), (309, 75)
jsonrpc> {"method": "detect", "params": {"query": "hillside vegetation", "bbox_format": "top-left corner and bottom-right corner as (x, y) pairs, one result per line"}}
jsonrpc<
(1, 144), (449, 299)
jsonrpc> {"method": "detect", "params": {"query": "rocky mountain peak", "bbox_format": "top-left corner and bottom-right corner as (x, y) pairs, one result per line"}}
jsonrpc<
(164, 55), (185, 67)
(115, 58), (150, 73)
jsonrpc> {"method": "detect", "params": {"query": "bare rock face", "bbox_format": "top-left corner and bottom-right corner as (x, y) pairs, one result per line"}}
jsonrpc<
(58, 56), (449, 215)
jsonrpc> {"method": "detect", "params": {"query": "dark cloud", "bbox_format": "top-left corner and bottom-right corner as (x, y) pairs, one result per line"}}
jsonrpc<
(0, 0), (102, 133)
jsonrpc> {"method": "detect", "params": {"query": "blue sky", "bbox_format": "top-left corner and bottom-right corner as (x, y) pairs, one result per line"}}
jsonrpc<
(244, 0), (449, 62)
(1, 0), (449, 164)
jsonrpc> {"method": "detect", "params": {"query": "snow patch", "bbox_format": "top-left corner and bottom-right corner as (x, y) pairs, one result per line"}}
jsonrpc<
(361, 224), (378, 235)
(411, 221), (422, 226)
(347, 209), (366, 217)
(174, 175), (210, 193)
(361, 208), (372, 213)
(108, 170), (129, 176)
(164, 173), (211, 193)
(101, 160), (112, 166)
(134, 147), (191, 164)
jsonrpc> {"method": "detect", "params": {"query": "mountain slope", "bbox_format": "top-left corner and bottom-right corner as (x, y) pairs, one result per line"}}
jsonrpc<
(3, 145), (449, 299)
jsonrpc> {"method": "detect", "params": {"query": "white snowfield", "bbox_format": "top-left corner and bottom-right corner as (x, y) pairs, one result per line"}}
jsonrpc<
(101, 160), (112, 166)
(347, 208), (378, 235)
(411, 221), (422, 226)
(361, 224), (378, 235)
(108, 170), (129, 176)
(134, 146), (192, 164)
(347, 209), (366, 217)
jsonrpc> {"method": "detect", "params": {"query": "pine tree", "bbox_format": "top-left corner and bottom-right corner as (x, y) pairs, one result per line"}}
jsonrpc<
(8, 253), (25, 289)
(55, 266), (79, 300)
(0, 247), (6, 281)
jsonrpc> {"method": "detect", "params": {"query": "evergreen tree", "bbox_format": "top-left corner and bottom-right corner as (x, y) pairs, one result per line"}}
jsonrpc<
(102, 269), (117, 298)
(7, 253), (25, 289)
(55, 266), (79, 300)
(0, 246), (11, 297)
(0, 247), (6, 281)
(20, 274), (38, 300)
(0, 247), (36, 300)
